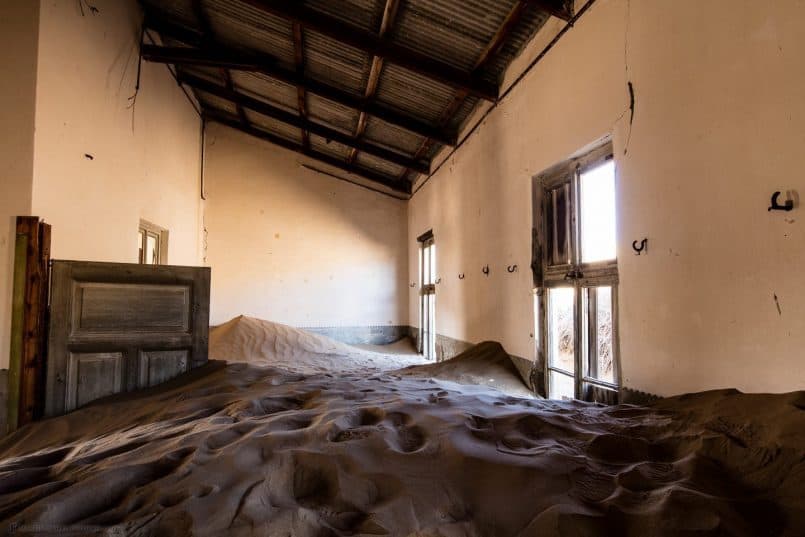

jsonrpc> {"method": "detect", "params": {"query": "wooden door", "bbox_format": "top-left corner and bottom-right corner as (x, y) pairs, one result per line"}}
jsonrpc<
(45, 261), (210, 417)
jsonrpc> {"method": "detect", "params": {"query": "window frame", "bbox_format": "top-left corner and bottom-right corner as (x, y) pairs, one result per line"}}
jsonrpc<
(417, 230), (436, 360)
(138, 219), (169, 265)
(534, 142), (620, 400)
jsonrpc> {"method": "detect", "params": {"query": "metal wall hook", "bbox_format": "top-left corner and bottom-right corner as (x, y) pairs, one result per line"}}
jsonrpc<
(410, 282), (416, 287)
(632, 238), (648, 255)
(458, 273), (465, 280)
(435, 277), (441, 284)
(482, 265), (490, 276)
(507, 265), (518, 273)
(769, 191), (794, 212)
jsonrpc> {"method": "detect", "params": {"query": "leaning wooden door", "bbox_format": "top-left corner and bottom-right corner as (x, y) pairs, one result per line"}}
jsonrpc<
(45, 261), (210, 417)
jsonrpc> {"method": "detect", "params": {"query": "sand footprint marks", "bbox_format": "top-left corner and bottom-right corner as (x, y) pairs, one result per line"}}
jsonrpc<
(328, 406), (427, 453)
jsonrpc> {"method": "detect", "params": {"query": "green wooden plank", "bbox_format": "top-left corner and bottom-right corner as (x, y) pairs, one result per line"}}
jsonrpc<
(7, 232), (28, 432)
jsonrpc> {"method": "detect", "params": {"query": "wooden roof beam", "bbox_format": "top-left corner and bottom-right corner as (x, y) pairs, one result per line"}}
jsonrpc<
(292, 23), (309, 150)
(237, 0), (498, 101)
(141, 43), (457, 146)
(348, 0), (401, 166)
(192, 0), (249, 126)
(181, 73), (430, 174)
(400, 0), (542, 181)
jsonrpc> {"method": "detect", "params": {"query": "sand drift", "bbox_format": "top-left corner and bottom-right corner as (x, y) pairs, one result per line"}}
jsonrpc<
(0, 320), (801, 535)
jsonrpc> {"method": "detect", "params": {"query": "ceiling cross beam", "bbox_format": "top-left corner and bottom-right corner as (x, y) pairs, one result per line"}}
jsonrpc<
(347, 0), (401, 166)
(181, 73), (430, 174)
(141, 42), (457, 146)
(192, 0), (248, 127)
(400, 0), (546, 182)
(292, 23), (309, 150)
(237, 0), (499, 101)
(205, 110), (411, 195)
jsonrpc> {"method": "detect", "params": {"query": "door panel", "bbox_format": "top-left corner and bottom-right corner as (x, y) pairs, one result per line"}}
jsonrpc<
(67, 352), (124, 410)
(140, 350), (189, 388)
(46, 261), (210, 416)
(74, 283), (190, 333)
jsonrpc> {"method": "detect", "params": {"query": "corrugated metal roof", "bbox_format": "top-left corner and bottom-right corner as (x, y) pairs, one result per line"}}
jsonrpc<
(230, 71), (298, 115)
(391, 0), (516, 72)
(356, 151), (407, 179)
(304, 0), (383, 33)
(206, 0), (296, 70)
(373, 63), (457, 126)
(310, 134), (351, 161)
(245, 110), (302, 143)
(304, 30), (370, 97)
(363, 116), (427, 156)
(307, 94), (359, 136)
(140, 0), (558, 194)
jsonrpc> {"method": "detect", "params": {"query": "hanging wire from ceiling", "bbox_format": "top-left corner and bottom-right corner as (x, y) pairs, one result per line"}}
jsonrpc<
(127, 27), (145, 110)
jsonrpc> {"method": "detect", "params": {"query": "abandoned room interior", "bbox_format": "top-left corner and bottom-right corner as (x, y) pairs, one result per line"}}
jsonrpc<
(0, 0), (803, 534)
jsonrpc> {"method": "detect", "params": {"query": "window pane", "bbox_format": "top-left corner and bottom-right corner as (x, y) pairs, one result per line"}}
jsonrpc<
(429, 244), (436, 284)
(428, 292), (436, 359)
(423, 245), (431, 284)
(549, 370), (575, 400)
(547, 287), (575, 373)
(595, 286), (615, 383)
(550, 184), (570, 265)
(146, 233), (158, 265)
(580, 160), (616, 263)
(138, 230), (144, 264)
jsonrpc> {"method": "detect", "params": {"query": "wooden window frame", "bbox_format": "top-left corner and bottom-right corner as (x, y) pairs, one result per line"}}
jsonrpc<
(534, 141), (620, 400)
(138, 219), (169, 265)
(418, 231), (436, 360)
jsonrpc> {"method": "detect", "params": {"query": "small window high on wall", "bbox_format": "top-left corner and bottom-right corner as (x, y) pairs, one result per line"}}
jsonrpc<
(418, 230), (436, 360)
(138, 220), (169, 265)
(534, 142), (619, 402)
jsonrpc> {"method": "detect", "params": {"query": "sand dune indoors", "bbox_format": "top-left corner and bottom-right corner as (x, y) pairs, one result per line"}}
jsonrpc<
(0, 322), (802, 535)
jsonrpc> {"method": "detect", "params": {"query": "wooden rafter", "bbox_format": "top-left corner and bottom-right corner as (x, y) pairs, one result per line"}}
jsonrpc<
(347, 0), (400, 166)
(292, 23), (309, 150)
(181, 73), (430, 174)
(192, 0), (248, 126)
(205, 110), (411, 195)
(141, 43), (457, 146)
(400, 0), (545, 182)
(237, 0), (499, 101)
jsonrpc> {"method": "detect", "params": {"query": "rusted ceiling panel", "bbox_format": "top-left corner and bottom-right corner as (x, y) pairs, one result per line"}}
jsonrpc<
(204, 0), (296, 71)
(447, 93), (482, 134)
(229, 71), (298, 115)
(356, 151), (409, 179)
(481, 8), (552, 84)
(303, 30), (371, 97)
(303, 0), (384, 33)
(309, 134), (352, 162)
(244, 110), (302, 143)
(373, 63), (456, 126)
(195, 91), (238, 117)
(363, 116), (426, 156)
(306, 94), (359, 137)
(391, 0), (516, 72)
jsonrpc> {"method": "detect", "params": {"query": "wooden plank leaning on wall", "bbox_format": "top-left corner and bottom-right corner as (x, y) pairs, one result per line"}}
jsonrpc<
(7, 216), (51, 432)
